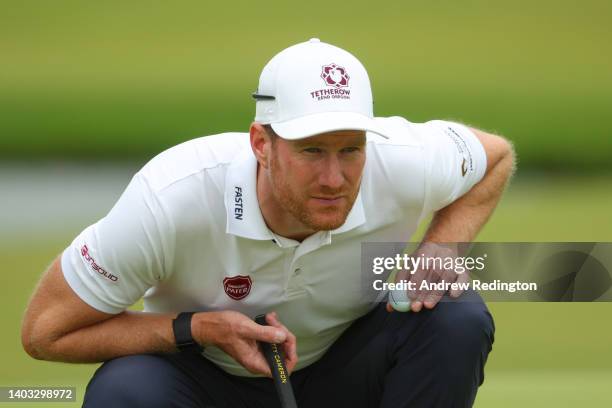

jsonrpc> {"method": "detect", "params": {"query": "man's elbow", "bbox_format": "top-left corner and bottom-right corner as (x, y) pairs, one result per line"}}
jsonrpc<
(497, 136), (517, 180)
(21, 317), (56, 361)
(21, 330), (43, 360)
(470, 127), (517, 179)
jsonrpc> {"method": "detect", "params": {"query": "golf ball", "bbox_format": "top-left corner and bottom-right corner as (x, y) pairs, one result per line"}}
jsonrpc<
(389, 289), (412, 312)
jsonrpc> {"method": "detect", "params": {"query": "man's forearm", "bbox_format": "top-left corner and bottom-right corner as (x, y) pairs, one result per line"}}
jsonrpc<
(23, 257), (276, 365)
(21, 257), (186, 363)
(423, 135), (515, 243)
(31, 311), (178, 363)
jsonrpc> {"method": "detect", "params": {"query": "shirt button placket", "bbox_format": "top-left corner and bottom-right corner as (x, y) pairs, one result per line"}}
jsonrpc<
(286, 262), (306, 297)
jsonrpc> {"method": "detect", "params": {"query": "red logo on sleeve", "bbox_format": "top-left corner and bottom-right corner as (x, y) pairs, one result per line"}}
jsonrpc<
(223, 275), (252, 300)
(80, 244), (119, 282)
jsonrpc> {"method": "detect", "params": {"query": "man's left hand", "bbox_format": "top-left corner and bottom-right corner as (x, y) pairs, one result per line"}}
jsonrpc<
(386, 242), (469, 313)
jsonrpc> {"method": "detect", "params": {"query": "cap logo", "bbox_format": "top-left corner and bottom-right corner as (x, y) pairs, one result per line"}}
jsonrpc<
(223, 275), (252, 300)
(310, 63), (351, 101)
(321, 63), (350, 88)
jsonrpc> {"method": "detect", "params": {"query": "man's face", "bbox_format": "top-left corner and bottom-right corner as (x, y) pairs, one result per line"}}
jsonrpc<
(267, 130), (367, 231)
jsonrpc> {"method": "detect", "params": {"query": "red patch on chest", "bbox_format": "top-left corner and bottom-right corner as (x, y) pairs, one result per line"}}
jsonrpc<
(223, 275), (253, 300)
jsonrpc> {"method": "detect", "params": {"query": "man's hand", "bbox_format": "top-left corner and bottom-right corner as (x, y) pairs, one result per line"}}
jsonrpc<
(386, 243), (469, 313)
(194, 310), (298, 377)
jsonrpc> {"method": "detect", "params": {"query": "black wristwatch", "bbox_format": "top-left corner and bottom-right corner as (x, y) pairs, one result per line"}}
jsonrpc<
(172, 312), (204, 353)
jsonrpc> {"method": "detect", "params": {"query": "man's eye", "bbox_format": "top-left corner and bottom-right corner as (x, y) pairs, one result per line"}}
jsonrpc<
(303, 147), (322, 153)
(341, 147), (361, 153)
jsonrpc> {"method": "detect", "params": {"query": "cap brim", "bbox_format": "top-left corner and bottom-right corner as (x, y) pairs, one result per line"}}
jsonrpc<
(270, 111), (389, 140)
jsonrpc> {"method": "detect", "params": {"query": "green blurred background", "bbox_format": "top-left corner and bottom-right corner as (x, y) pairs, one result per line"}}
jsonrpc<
(1, 1), (611, 406)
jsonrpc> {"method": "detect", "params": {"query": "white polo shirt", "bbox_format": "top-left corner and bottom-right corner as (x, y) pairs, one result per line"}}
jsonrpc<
(61, 116), (487, 376)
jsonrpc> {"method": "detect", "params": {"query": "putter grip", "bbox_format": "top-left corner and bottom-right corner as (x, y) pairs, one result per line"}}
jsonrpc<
(254, 314), (298, 408)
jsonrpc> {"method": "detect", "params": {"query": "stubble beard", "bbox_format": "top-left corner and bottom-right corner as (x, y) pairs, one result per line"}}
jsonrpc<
(269, 155), (357, 232)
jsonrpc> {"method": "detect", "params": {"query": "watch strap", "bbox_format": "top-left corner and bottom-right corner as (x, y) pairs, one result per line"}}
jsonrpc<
(172, 312), (203, 353)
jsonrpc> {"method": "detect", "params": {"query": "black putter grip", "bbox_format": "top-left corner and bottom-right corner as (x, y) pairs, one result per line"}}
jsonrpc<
(254, 314), (298, 408)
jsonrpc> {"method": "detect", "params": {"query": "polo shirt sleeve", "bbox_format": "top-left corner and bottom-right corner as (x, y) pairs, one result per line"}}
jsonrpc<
(421, 120), (488, 213)
(61, 173), (171, 314)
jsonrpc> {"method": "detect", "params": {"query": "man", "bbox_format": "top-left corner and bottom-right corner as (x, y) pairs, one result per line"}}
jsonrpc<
(21, 38), (514, 407)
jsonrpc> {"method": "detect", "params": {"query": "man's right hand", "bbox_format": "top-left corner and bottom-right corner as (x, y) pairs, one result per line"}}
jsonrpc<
(194, 310), (298, 377)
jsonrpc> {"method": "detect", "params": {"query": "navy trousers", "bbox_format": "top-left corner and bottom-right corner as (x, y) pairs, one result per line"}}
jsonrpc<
(83, 295), (494, 407)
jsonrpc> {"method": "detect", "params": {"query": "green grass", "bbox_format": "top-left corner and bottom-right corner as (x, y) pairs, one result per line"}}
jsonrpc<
(412, 174), (612, 241)
(486, 303), (612, 371)
(476, 370), (612, 407)
(478, 174), (612, 241)
(2, 175), (612, 406)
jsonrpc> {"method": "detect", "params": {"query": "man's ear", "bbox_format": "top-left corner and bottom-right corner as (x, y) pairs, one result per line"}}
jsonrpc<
(250, 122), (272, 169)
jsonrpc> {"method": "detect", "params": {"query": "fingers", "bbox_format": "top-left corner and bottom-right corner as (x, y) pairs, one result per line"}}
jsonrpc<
(407, 264), (429, 303)
(241, 319), (287, 344)
(450, 269), (470, 298)
(266, 312), (298, 373)
(408, 243), (467, 312)
(394, 267), (411, 285)
(241, 348), (273, 377)
(422, 266), (459, 309)
(417, 268), (438, 309)
(212, 311), (285, 378)
(408, 265), (429, 312)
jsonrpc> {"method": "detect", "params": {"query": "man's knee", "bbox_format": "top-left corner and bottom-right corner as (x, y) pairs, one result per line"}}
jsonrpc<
(381, 299), (495, 407)
(437, 299), (494, 340)
(83, 354), (197, 408)
(430, 300), (495, 381)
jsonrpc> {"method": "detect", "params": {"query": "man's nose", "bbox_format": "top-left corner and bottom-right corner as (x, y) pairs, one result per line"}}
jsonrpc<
(318, 155), (344, 190)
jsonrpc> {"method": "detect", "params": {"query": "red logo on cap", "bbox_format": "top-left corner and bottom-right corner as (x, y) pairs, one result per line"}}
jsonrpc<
(223, 275), (252, 300)
(321, 63), (349, 88)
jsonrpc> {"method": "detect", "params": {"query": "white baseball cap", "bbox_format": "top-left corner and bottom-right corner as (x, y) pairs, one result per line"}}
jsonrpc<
(253, 38), (389, 140)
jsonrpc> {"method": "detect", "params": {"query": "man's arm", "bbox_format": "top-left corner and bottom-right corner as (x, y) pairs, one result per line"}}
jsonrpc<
(388, 127), (515, 313)
(21, 255), (297, 375)
(422, 127), (516, 244)
(21, 256), (176, 362)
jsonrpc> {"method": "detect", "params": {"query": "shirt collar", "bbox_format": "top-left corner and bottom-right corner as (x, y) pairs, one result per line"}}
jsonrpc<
(225, 148), (273, 240)
(331, 189), (365, 235)
(224, 147), (366, 240)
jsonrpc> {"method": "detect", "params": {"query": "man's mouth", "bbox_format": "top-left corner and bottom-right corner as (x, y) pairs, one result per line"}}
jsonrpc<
(311, 196), (345, 205)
